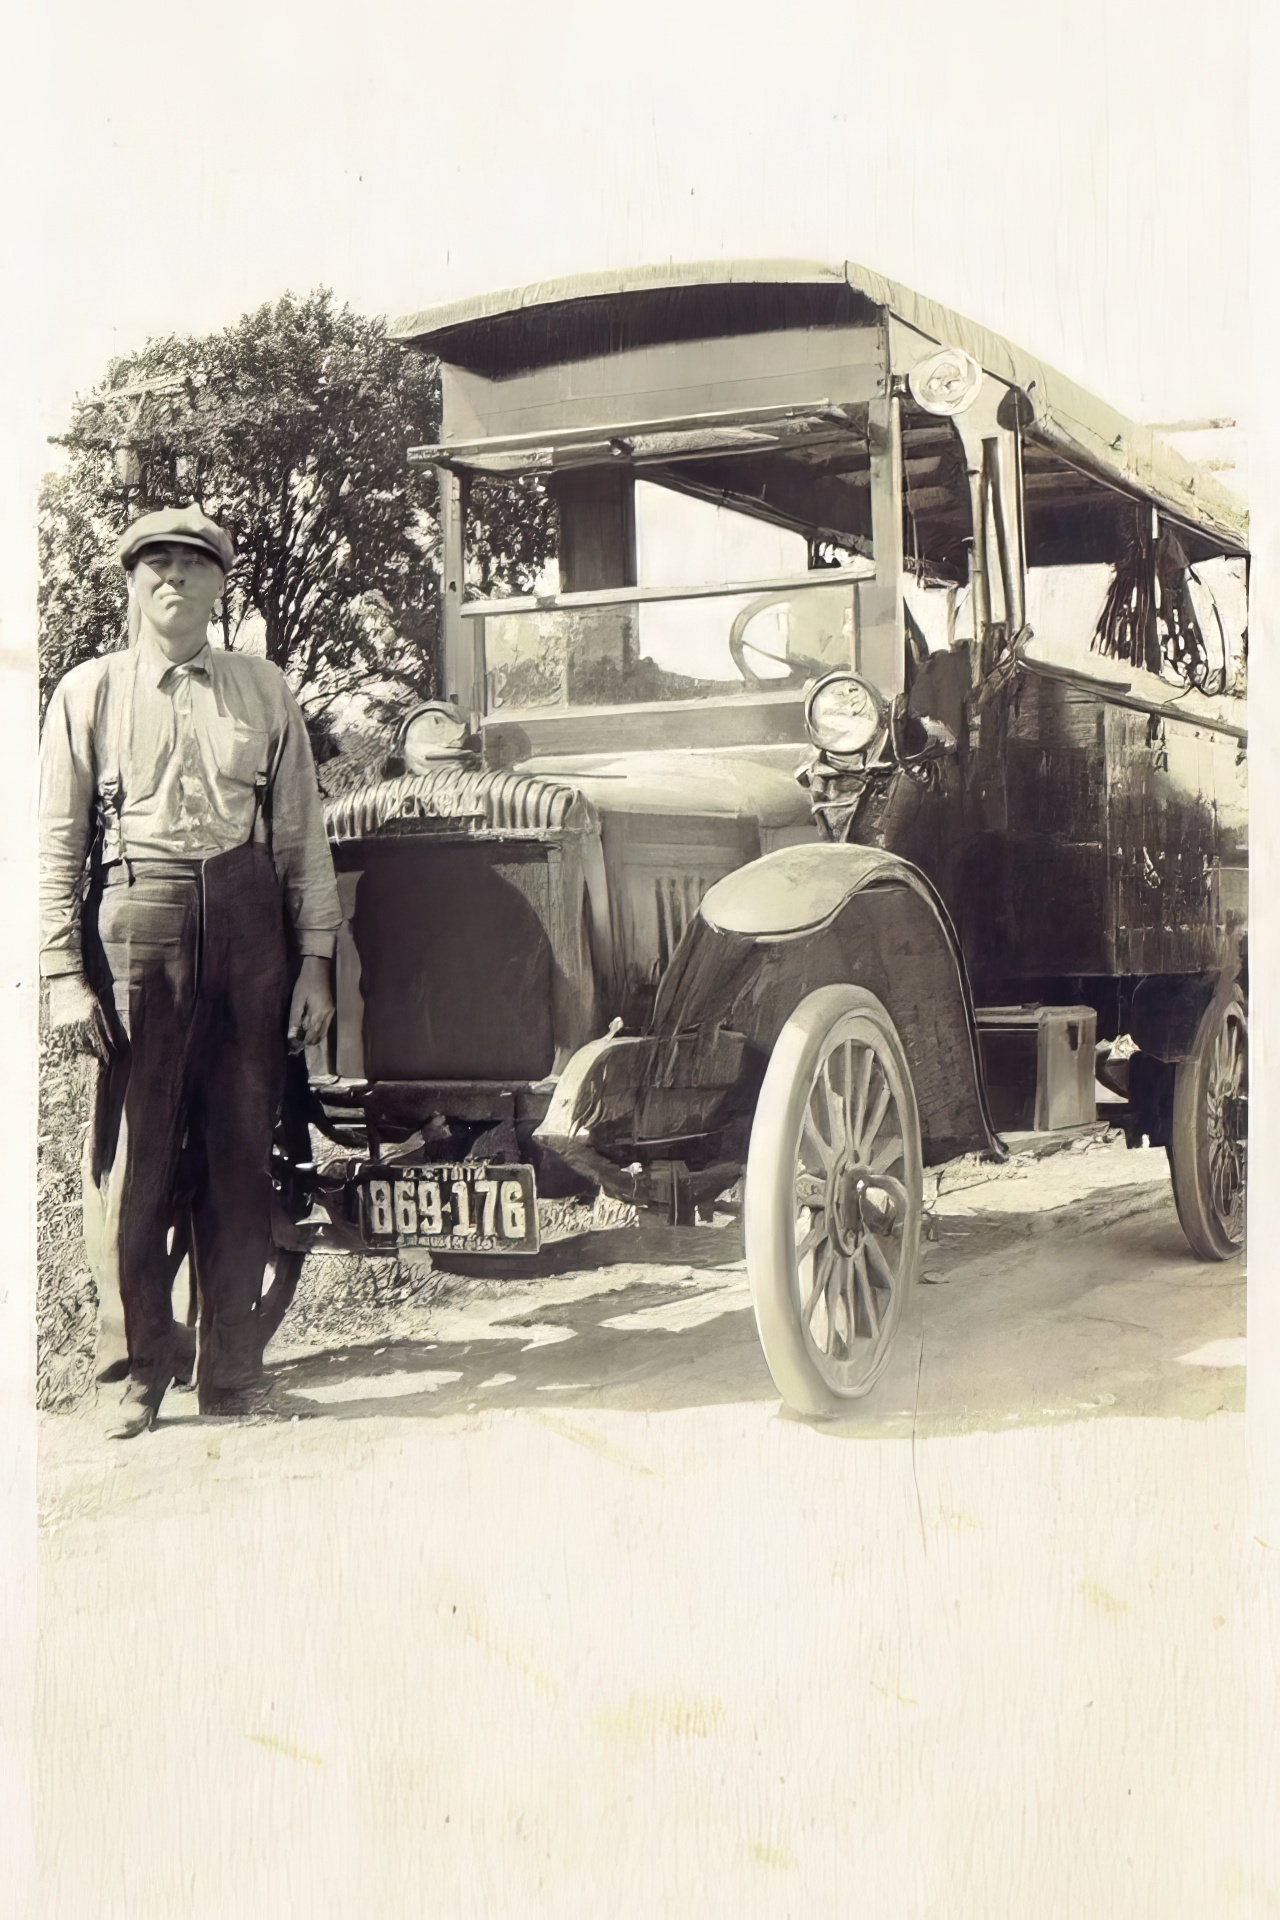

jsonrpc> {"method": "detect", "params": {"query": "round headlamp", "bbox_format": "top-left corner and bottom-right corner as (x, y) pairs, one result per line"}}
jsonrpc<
(907, 345), (984, 416)
(804, 672), (888, 760)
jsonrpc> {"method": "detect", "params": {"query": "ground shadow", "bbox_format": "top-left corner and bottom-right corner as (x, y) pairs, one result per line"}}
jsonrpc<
(250, 1185), (1245, 1438)
(268, 1219), (775, 1420)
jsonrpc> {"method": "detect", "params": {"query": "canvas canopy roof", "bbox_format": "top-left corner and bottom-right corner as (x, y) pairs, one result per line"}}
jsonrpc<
(392, 259), (1247, 556)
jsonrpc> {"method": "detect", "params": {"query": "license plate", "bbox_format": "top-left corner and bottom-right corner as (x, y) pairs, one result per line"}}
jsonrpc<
(359, 1162), (540, 1253)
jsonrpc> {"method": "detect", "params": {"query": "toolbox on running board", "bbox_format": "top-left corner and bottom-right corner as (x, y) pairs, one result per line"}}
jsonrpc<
(976, 1005), (1098, 1134)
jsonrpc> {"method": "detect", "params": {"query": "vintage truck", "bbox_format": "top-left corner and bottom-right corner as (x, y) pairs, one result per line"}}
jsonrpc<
(268, 260), (1248, 1415)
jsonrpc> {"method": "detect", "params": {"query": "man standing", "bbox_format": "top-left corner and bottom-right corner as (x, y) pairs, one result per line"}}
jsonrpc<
(40, 505), (342, 1436)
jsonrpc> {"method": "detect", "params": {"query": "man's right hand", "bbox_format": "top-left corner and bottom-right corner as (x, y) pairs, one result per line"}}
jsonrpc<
(46, 975), (114, 1061)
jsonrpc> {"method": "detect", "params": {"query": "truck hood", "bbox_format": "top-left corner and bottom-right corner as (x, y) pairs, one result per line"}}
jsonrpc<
(324, 749), (812, 843)
(515, 748), (812, 829)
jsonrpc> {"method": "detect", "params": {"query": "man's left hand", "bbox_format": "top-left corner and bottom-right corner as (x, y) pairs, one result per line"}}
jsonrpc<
(288, 955), (335, 1052)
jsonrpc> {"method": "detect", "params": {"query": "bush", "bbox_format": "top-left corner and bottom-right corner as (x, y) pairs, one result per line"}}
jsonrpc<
(37, 1023), (98, 1410)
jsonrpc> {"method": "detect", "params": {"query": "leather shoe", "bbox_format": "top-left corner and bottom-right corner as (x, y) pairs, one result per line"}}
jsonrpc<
(107, 1363), (174, 1440)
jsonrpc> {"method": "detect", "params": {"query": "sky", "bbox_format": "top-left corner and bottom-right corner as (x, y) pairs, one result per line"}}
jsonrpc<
(3, 0), (1279, 1752)
(3, 0), (1258, 623)
(9, 0), (1254, 435)
(3, 0), (1258, 717)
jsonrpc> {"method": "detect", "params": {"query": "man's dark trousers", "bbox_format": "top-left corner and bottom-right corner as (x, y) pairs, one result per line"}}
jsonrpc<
(85, 842), (290, 1406)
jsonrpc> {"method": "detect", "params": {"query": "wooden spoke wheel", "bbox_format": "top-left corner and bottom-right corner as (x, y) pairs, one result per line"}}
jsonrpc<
(745, 985), (923, 1415)
(1168, 986), (1247, 1261)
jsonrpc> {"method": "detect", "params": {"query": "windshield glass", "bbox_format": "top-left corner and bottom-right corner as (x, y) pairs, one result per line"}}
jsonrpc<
(482, 586), (864, 710)
(481, 481), (868, 713)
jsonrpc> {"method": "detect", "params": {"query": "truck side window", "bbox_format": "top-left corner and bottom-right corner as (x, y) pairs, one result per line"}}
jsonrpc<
(1021, 465), (1246, 702)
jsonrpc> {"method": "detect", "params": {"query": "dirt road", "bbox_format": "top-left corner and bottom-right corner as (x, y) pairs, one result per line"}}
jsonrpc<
(36, 1139), (1266, 1917)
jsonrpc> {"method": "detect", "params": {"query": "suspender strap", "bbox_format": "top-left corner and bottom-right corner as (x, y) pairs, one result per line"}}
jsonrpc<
(252, 771), (273, 855)
(93, 648), (139, 873)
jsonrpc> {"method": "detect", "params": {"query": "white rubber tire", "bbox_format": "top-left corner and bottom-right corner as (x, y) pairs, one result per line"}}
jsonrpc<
(745, 984), (923, 1416)
(1168, 986), (1247, 1261)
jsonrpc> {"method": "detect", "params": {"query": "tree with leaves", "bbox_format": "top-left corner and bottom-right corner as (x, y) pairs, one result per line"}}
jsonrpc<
(38, 288), (553, 747)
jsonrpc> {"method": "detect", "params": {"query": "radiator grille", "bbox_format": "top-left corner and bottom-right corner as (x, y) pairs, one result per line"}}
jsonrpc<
(326, 766), (589, 842)
(352, 840), (556, 1081)
(653, 872), (709, 971)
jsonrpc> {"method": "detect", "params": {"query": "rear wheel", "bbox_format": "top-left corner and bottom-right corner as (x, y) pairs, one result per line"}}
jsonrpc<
(1168, 986), (1247, 1260)
(745, 985), (923, 1416)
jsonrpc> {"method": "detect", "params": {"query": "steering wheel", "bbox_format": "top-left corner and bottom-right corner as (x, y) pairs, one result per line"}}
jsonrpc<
(728, 589), (834, 690)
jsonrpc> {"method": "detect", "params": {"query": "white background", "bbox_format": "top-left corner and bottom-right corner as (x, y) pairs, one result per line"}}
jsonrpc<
(3, 0), (1277, 1905)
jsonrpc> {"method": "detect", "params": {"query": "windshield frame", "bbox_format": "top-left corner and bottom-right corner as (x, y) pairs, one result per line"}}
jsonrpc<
(460, 561), (875, 623)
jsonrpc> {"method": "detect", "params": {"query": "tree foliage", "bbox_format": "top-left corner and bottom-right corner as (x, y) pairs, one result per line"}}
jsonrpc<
(39, 289), (555, 738)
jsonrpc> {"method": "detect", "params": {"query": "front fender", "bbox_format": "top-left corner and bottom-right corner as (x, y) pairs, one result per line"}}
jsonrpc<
(654, 844), (1001, 1166)
(698, 841), (943, 940)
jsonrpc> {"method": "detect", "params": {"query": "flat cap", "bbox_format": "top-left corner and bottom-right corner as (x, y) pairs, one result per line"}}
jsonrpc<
(117, 504), (234, 572)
